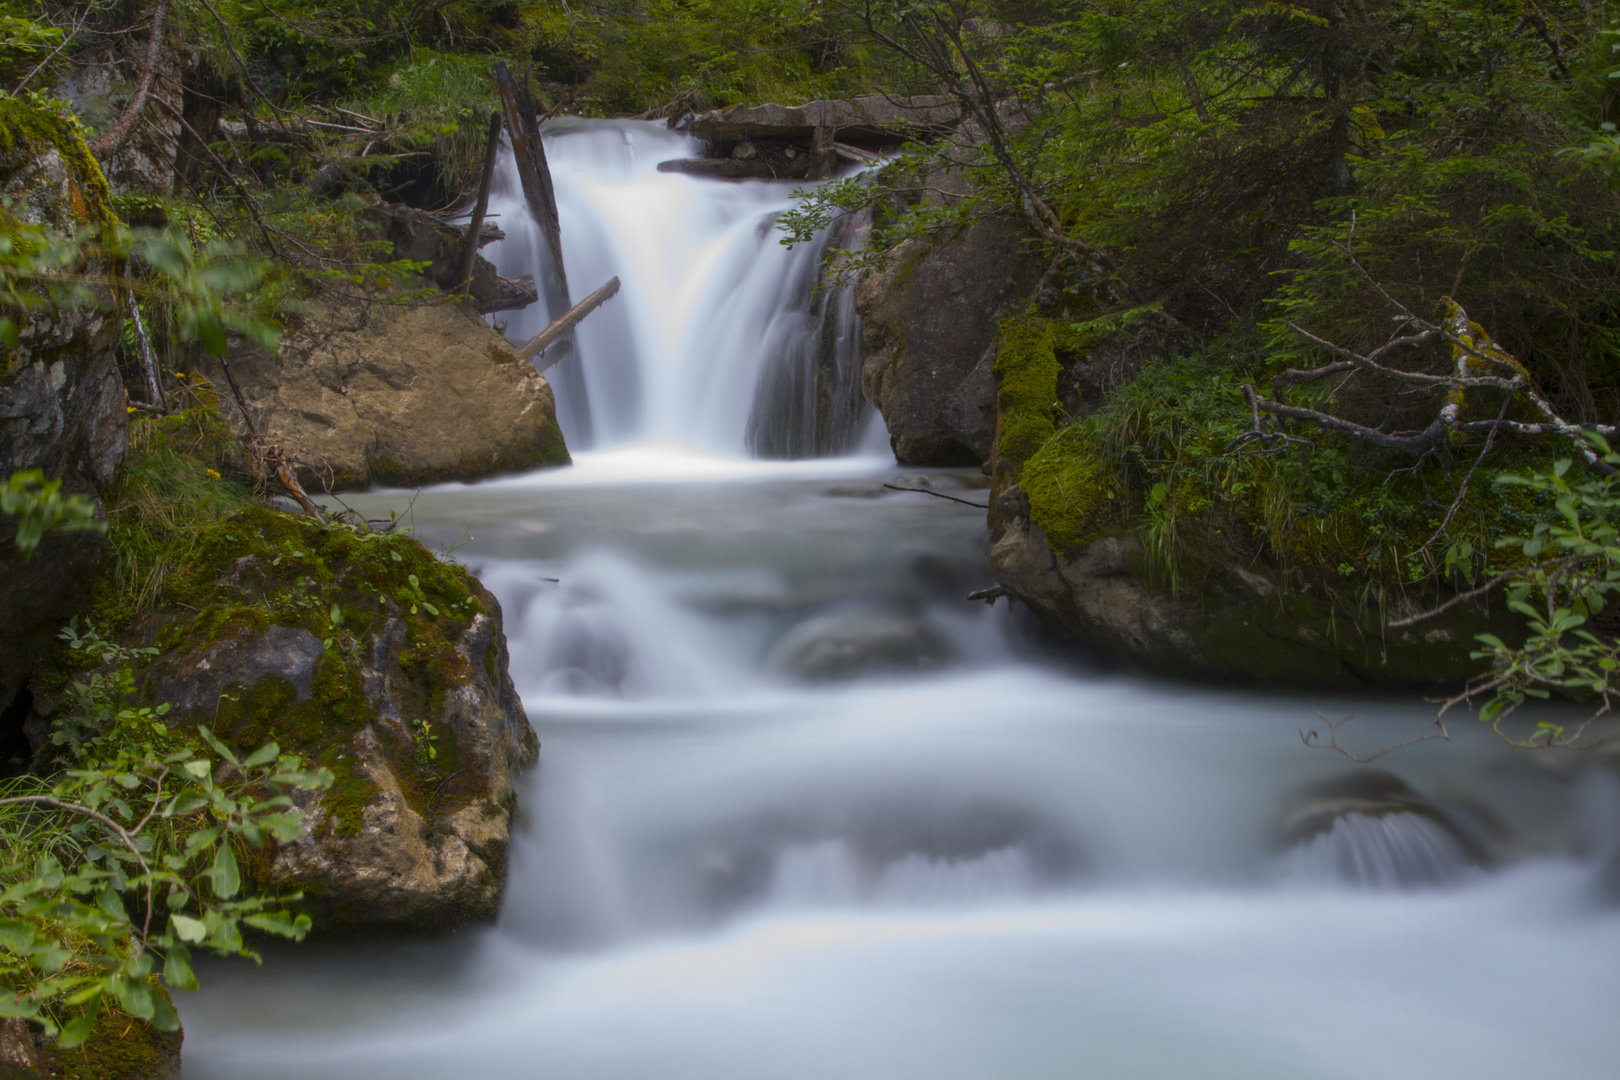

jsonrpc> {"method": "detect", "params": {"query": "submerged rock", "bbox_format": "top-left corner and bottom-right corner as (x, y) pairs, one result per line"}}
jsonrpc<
(766, 612), (953, 680)
(1276, 772), (1498, 887)
(88, 507), (538, 932)
(203, 295), (570, 491)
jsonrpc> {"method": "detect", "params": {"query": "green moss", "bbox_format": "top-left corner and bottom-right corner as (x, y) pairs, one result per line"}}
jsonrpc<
(0, 97), (117, 234)
(36, 991), (182, 1080)
(1021, 433), (1119, 553)
(992, 318), (1062, 477)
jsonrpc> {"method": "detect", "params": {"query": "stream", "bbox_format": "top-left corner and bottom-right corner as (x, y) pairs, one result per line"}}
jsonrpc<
(176, 121), (1620, 1079)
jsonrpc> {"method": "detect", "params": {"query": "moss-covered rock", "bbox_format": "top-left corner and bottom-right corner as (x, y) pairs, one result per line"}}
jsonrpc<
(97, 506), (537, 931)
(989, 509), (1522, 692)
(0, 98), (118, 237)
(22, 991), (182, 1080)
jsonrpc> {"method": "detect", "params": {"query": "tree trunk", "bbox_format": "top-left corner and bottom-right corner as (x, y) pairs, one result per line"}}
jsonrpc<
(493, 62), (570, 315)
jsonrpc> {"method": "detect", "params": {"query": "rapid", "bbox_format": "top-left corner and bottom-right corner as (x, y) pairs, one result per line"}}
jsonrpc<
(175, 120), (1620, 1080)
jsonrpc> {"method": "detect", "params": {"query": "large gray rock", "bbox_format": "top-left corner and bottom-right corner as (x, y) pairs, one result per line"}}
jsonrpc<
(0, 307), (125, 735)
(855, 214), (1045, 465)
(201, 295), (570, 491)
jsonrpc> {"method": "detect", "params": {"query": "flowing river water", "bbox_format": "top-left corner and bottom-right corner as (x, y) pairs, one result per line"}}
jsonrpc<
(176, 121), (1620, 1078)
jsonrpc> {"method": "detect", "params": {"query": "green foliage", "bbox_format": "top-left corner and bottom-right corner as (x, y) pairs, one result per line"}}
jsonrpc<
(1467, 436), (1620, 744)
(100, 408), (255, 624)
(0, 9), (65, 89)
(563, 0), (866, 115)
(1, 469), (105, 559)
(0, 728), (331, 1045)
(134, 225), (281, 358)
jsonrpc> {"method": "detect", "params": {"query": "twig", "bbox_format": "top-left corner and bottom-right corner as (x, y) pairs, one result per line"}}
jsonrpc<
(1299, 711), (1450, 763)
(882, 483), (989, 508)
(1386, 555), (1585, 628)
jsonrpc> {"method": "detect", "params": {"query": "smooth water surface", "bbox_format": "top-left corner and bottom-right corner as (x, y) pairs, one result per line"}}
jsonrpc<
(177, 451), (1620, 1080)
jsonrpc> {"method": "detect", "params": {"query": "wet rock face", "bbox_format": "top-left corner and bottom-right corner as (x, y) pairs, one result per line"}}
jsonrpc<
(854, 215), (1045, 466)
(202, 296), (570, 491)
(0, 307), (126, 728)
(987, 505), (1524, 691)
(121, 508), (538, 931)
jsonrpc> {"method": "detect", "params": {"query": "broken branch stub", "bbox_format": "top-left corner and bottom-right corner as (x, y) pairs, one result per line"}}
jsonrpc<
(516, 277), (621, 370)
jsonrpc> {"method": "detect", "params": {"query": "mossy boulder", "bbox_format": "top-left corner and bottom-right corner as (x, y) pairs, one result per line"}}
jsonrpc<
(109, 506), (536, 931)
(989, 504), (1522, 692)
(1, 308), (126, 745)
(0, 97), (118, 237)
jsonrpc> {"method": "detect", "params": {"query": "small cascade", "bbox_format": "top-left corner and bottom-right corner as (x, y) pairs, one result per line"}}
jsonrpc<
(744, 214), (869, 458)
(767, 840), (1036, 908)
(476, 118), (875, 458)
(1278, 811), (1476, 888)
(508, 551), (735, 700)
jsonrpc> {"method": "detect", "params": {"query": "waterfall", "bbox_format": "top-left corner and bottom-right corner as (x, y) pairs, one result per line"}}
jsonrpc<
(476, 118), (870, 458)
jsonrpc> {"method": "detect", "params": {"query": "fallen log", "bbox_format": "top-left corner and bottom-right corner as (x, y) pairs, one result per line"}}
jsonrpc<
(493, 62), (570, 315)
(516, 277), (621, 370)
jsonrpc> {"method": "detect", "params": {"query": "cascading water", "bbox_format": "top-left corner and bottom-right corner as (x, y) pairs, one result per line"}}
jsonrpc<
(174, 122), (1620, 1080)
(479, 119), (871, 457)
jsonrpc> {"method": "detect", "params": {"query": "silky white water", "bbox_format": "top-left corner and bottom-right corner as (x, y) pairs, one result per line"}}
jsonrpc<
(479, 119), (872, 456)
(174, 123), (1620, 1078)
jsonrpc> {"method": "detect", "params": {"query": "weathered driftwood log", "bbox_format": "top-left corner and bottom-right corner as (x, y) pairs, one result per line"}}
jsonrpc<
(458, 111), (503, 294)
(517, 277), (621, 371)
(493, 62), (570, 314)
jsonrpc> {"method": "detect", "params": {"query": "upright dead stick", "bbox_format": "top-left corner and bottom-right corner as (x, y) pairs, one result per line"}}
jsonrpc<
(126, 292), (162, 409)
(517, 277), (621, 369)
(458, 112), (503, 295)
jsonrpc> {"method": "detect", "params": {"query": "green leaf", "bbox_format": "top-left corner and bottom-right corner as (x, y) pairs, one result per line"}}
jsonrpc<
(211, 843), (240, 899)
(185, 825), (224, 856)
(95, 885), (129, 923)
(170, 914), (207, 943)
(163, 945), (198, 991)
(197, 725), (239, 767)
(0, 918), (35, 951)
(244, 910), (312, 941)
(57, 1009), (99, 1049)
(242, 742), (281, 770)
